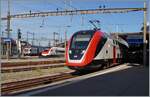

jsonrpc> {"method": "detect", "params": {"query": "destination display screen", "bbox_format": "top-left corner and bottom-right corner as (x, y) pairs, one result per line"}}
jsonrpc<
(75, 34), (91, 41)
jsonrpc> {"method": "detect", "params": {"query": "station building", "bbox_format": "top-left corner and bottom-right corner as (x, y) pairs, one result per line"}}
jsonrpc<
(0, 37), (49, 58)
(0, 37), (30, 58)
(0, 37), (17, 58)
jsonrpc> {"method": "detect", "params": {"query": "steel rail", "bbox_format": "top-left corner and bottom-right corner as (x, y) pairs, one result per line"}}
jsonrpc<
(2, 60), (65, 68)
(1, 63), (127, 95)
(1, 71), (76, 96)
(1, 63), (65, 73)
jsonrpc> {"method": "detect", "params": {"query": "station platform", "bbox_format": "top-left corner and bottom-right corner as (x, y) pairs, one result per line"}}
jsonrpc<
(20, 63), (149, 96)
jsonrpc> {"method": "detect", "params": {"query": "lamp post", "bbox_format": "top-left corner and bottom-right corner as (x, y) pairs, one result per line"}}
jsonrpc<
(64, 25), (71, 57)
(17, 29), (22, 58)
(143, 2), (147, 66)
(6, 0), (11, 60)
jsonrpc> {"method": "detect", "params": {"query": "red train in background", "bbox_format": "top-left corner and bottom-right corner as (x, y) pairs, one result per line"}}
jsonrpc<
(66, 29), (129, 71)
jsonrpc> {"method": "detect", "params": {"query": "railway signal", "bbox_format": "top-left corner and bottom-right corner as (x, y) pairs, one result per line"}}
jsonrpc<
(17, 29), (22, 58)
(17, 29), (22, 39)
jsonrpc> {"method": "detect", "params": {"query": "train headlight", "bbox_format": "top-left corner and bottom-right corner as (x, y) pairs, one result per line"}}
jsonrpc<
(81, 50), (85, 54)
(69, 50), (72, 54)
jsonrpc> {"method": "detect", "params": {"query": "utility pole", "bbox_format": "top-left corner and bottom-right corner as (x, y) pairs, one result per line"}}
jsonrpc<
(116, 25), (119, 32)
(2, 31), (4, 37)
(53, 32), (56, 46)
(64, 30), (67, 58)
(64, 0), (68, 11)
(32, 32), (35, 46)
(27, 31), (34, 46)
(143, 2), (147, 66)
(6, 0), (11, 60)
(27, 31), (29, 44)
(64, 25), (71, 57)
(53, 32), (59, 46)
(48, 40), (51, 47)
(17, 28), (22, 58)
(39, 41), (41, 47)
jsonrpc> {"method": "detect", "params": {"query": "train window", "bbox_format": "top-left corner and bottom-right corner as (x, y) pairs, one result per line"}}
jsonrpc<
(117, 42), (119, 45)
(117, 53), (119, 58)
(113, 40), (115, 44)
(70, 33), (92, 50)
(114, 40), (116, 45)
(106, 50), (108, 54)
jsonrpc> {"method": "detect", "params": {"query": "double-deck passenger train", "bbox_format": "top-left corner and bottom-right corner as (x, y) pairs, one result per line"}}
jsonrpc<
(66, 29), (129, 71)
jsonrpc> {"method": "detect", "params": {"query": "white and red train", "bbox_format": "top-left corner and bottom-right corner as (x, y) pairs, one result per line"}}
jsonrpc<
(66, 29), (129, 71)
(41, 47), (65, 56)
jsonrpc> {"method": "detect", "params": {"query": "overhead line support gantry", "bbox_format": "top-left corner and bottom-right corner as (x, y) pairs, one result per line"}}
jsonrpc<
(1, 8), (146, 20)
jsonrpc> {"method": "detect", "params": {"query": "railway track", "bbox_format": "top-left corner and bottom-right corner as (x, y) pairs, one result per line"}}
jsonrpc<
(1, 62), (124, 96)
(2, 63), (65, 73)
(1, 71), (76, 96)
(2, 60), (65, 68)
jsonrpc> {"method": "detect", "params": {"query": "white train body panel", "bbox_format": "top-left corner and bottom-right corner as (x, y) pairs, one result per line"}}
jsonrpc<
(94, 37), (126, 60)
(94, 38), (112, 60)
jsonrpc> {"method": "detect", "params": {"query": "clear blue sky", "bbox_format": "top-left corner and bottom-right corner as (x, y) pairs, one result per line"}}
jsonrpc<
(1, 0), (149, 46)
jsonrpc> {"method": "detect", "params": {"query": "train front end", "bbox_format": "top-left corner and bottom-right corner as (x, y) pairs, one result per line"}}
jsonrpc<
(66, 30), (102, 70)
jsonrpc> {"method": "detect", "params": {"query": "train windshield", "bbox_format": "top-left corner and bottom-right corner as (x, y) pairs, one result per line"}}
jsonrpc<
(70, 31), (94, 50)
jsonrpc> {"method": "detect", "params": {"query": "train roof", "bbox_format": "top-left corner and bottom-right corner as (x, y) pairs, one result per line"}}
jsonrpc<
(112, 35), (129, 48)
(102, 32), (129, 48)
(76, 29), (96, 33)
(74, 30), (129, 47)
